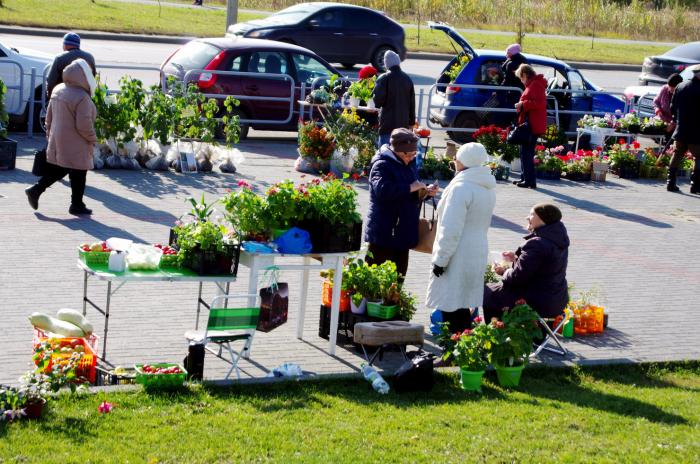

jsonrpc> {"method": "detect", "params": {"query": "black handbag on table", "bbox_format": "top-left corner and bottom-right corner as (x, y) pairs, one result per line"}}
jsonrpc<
(31, 148), (47, 177)
(506, 121), (531, 145)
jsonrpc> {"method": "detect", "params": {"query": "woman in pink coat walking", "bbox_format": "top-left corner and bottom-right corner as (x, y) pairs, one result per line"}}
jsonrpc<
(25, 58), (97, 215)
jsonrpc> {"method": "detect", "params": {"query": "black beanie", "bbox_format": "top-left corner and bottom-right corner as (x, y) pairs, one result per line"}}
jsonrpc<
(533, 203), (562, 225)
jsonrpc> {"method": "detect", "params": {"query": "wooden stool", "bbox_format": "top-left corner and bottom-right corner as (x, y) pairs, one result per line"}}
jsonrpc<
(353, 321), (424, 365)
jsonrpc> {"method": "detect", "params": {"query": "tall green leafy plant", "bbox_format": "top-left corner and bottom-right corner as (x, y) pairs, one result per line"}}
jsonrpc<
(93, 76), (138, 148)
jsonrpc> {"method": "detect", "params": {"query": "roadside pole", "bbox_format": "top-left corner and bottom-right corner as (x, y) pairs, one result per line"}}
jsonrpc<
(226, 0), (238, 31)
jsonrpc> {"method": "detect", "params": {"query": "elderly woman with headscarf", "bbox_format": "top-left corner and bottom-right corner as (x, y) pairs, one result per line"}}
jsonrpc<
(25, 58), (98, 215)
(426, 143), (497, 334)
(483, 203), (570, 321)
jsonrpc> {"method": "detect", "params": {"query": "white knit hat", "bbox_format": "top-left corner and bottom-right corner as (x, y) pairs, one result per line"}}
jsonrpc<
(456, 143), (488, 168)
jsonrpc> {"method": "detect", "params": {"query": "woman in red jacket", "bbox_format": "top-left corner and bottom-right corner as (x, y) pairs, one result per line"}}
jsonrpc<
(513, 64), (547, 189)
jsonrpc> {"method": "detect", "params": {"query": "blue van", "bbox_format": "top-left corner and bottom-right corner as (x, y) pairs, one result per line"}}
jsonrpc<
(428, 23), (626, 143)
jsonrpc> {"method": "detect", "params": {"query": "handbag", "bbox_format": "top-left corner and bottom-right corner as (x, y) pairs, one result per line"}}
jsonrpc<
(506, 121), (531, 145)
(31, 148), (47, 177)
(257, 267), (289, 332)
(393, 351), (435, 393)
(412, 197), (437, 254)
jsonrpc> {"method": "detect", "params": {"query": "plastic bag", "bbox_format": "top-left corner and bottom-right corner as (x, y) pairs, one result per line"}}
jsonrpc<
(330, 147), (356, 177)
(267, 363), (304, 378)
(120, 156), (140, 170)
(145, 155), (170, 171)
(105, 153), (121, 169)
(93, 147), (104, 170)
(273, 227), (312, 254)
(216, 147), (245, 173)
(125, 244), (163, 271)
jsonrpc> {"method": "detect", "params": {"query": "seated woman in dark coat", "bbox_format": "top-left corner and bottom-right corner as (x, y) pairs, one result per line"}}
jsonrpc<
(483, 203), (570, 320)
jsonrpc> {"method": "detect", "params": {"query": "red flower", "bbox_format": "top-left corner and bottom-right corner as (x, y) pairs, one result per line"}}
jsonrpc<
(358, 65), (378, 80)
(535, 145), (545, 151)
(618, 138), (626, 145)
(98, 401), (114, 414)
(632, 141), (640, 149)
(515, 298), (527, 306)
(596, 146), (603, 151)
(351, 172), (361, 181)
(473, 316), (483, 324)
(237, 180), (252, 190)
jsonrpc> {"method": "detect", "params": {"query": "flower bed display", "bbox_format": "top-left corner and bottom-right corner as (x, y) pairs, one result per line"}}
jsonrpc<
(608, 140), (643, 178)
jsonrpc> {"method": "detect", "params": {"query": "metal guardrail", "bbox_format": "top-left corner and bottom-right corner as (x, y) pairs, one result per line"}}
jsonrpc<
(182, 69), (296, 126)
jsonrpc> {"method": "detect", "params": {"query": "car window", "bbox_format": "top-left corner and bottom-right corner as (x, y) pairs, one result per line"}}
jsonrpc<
(666, 42), (700, 60)
(311, 9), (342, 28)
(169, 41), (220, 70)
(0, 48), (6, 58)
(247, 51), (289, 75)
(228, 53), (247, 72)
(478, 60), (503, 85)
(567, 71), (586, 95)
(343, 9), (384, 30)
(292, 53), (332, 85)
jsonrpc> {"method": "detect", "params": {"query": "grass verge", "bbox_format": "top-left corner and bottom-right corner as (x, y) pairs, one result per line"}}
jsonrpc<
(1, 362), (699, 462)
(0, 0), (672, 64)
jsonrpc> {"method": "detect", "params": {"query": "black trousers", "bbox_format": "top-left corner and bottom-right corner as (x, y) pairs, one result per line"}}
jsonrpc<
(440, 308), (473, 334)
(519, 134), (538, 185)
(366, 243), (409, 282)
(36, 163), (87, 206)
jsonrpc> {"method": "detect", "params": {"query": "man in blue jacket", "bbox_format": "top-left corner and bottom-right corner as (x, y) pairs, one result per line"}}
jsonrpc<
(364, 128), (437, 280)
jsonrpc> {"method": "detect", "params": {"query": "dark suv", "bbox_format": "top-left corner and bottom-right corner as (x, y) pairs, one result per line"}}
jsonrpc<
(226, 2), (406, 71)
(160, 38), (340, 138)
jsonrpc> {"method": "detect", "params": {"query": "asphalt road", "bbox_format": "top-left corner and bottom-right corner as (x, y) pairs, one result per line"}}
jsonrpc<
(2, 32), (640, 142)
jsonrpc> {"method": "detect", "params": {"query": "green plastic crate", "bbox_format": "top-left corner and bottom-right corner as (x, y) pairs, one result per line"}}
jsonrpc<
(366, 302), (398, 319)
(78, 247), (110, 266)
(134, 363), (187, 389)
(159, 253), (180, 269)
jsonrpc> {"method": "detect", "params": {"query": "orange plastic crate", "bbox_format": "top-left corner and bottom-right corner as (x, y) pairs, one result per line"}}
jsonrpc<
(33, 328), (99, 356)
(321, 280), (350, 312)
(34, 337), (98, 384)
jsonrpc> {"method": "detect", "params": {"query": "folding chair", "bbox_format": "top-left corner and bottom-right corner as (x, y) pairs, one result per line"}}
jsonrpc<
(531, 307), (574, 358)
(184, 293), (260, 380)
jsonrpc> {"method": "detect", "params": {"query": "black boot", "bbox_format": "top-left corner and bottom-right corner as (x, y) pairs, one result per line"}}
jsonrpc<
(666, 168), (680, 192)
(691, 169), (700, 195)
(25, 185), (41, 210)
(69, 204), (92, 215)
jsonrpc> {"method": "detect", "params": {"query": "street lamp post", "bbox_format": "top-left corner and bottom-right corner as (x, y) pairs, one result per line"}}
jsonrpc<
(226, 0), (239, 32)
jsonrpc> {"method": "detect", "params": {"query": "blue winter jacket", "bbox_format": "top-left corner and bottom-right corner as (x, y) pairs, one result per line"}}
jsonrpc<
(364, 145), (421, 249)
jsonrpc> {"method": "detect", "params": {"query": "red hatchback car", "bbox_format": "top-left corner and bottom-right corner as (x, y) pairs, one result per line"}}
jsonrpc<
(160, 37), (340, 138)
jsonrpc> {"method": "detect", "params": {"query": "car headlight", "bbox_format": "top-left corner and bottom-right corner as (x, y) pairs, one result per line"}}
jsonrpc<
(247, 30), (269, 38)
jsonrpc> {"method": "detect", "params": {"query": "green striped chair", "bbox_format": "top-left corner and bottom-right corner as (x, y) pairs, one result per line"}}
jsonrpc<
(185, 294), (260, 380)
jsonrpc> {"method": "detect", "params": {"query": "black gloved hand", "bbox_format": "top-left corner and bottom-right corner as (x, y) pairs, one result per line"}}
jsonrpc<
(432, 264), (445, 277)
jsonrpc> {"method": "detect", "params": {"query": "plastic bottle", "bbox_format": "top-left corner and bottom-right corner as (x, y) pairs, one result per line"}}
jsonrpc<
(361, 364), (390, 394)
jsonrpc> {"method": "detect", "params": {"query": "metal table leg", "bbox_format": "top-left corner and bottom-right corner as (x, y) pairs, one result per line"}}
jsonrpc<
(103, 281), (112, 360)
(82, 271), (88, 316)
(296, 257), (311, 339)
(328, 256), (344, 355)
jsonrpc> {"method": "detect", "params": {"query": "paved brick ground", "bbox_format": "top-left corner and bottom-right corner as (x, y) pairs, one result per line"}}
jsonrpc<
(1, 134), (699, 385)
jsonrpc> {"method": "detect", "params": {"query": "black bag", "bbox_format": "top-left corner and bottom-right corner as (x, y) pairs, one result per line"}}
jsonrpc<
(393, 352), (435, 393)
(183, 343), (205, 381)
(31, 148), (47, 177)
(506, 121), (531, 145)
(257, 282), (289, 332)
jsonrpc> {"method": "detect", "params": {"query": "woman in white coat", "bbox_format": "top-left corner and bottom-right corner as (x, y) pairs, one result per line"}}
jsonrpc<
(426, 143), (497, 334)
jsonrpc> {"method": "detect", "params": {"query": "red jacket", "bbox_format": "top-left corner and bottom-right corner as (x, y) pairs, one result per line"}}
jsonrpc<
(517, 74), (548, 135)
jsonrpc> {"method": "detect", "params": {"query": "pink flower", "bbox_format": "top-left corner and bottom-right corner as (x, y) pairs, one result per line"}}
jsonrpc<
(237, 180), (252, 190)
(98, 401), (114, 414)
(473, 316), (483, 324)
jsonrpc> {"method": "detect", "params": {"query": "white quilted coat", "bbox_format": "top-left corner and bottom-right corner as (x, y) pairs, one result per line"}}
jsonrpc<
(425, 166), (497, 311)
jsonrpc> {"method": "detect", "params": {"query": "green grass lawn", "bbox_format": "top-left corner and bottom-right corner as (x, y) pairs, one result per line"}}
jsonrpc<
(1, 363), (699, 463)
(0, 0), (672, 64)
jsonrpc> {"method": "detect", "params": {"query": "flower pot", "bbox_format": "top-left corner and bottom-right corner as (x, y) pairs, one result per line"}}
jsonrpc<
(535, 169), (561, 180)
(626, 124), (641, 134)
(350, 296), (367, 315)
(185, 243), (240, 276)
(321, 279), (350, 312)
(459, 368), (485, 392)
(491, 165), (510, 181)
(366, 301), (398, 319)
(23, 398), (47, 419)
(366, 98), (375, 109)
(300, 219), (362, 253)
(349, 96), (360, 107)
(509, 158), (522, 173)
(0, 136), (17, 171)
(614, 161), (641, 179)
(563, 171), (591, 182)
(495, 363), (525, 387)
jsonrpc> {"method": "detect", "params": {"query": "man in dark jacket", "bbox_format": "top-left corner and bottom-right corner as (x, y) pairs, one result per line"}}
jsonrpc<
(483, 203), (570, 320)
(667, 64), (700, 194)
(372, 51), (415, 147)
(46, 33), (96, 99)
(365, 128), (436, 279)
(496, 43), (528, 126)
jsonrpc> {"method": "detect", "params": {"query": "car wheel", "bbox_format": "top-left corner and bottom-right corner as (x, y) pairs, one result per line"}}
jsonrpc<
(340, 63), (356, 70)
(447, 113), (479, 144)
(371, 46), (395, 73)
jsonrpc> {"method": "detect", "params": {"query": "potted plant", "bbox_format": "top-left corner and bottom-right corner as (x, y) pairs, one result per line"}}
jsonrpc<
(617, 111), (642, 133)
(474, 125), (519, 164)
(0, 77), (17, 171)
(298, 174), (363, 253)
(488, 300), (541, 388)
(561, 150), (594, 182)
(347, 77), (374, 107)
(264, 179), (304, 236)
(534, 145), (566, 180)
(1, 386), (26, 422)
(297, 120), (335, 173)
(365, 261), (401, 319)
(343, 257), (378, 314)
(439, 320), (495, 392)
(221, 180), (270, 241)
(607, 140), (642, 179)
(640, 116), (667, 135)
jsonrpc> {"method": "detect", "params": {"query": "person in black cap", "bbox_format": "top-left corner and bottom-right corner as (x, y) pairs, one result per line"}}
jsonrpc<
(482, 203), (570, 320)
(46, 32), (96, 100)
(365, 128), (437, 280)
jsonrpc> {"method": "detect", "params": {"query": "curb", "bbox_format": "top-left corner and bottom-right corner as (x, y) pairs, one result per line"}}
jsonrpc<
(1, 25), (641, 72)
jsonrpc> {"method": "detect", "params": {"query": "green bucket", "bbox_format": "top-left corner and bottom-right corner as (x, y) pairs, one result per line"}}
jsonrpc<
(495, 364), (525, 387)
(562, 318), (574, 338)
(460, 368), (485, 392)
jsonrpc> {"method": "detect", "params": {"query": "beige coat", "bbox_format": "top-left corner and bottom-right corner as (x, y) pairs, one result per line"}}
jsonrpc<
(46, 59), (97, 170)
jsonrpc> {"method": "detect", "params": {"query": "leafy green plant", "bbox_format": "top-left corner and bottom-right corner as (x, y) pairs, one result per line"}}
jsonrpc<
(300, 174), (362, 226)
(0, 78), (8, 137)
(440, 322), (495, 371)
(221, 180), (269, 238)
(348, 76), (375, 102)
(173, 220), (229, 266)
(264, 179), (303, 230)
(93, 76), (138, 148)
(185, 194), (217, 223)
(488, 300), (542, 367)
(397, 287), (417, 321)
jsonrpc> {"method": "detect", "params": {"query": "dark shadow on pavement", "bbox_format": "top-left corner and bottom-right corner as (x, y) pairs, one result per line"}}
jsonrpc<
(491, 214), (528, 234)
(34, 212), (147, 243)
(537, 187), (673, 228)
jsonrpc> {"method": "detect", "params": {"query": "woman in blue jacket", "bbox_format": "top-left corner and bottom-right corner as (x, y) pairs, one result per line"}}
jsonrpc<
(364, 128), (437, 279)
